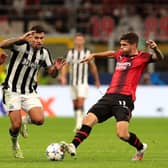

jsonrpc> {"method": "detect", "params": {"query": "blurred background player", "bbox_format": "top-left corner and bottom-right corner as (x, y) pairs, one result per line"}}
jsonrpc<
(0, 25), (65, 158)
(59, 33), (100, 131)
(63, 32), (164, 161)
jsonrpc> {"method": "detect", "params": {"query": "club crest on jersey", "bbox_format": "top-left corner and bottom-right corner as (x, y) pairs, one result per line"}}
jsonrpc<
(118, 56), (123, 61)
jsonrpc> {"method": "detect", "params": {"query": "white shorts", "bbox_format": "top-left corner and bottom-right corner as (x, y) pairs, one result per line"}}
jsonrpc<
(2, 89), (42, 113)
(70, 85), (89, 100)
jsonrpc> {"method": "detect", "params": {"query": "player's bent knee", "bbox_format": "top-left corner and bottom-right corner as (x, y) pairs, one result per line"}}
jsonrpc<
(12, 121), (22, 130)
(83, 112), (98, 127)
(31, 118), (44, 125)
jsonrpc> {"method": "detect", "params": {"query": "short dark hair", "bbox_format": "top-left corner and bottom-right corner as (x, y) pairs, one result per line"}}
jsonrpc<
(120, 32), (139, 44)
(74, 32), (84, 38)
(30, 25), (46, 33)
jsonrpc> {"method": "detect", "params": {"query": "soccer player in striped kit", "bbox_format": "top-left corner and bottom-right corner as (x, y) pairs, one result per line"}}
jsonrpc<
(63, 32), (164, 161)
(0, 25), (65, 158)
(59, 33), (100, 131)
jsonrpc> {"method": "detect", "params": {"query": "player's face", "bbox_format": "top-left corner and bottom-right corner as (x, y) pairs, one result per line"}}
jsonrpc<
(74, 36), (85, 48)
(30, 32), (45, 49)
(120, 40), (134, 55)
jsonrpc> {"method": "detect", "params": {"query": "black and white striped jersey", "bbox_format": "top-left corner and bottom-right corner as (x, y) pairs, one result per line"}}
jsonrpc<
(3, 41), (53, 94)
(66, 48), (91, 85)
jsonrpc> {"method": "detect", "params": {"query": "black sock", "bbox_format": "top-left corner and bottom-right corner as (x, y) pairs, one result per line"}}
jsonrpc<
(127, 132), (143, 150)
(72, 124), (92, 148)
(9, 128), (19, 137)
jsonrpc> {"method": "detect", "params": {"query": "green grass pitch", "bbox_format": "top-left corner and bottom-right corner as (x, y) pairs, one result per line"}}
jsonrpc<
(0, 117), (168, 168)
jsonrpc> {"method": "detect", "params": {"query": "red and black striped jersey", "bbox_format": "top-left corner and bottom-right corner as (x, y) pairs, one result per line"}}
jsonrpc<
(106, 50), (153, 101)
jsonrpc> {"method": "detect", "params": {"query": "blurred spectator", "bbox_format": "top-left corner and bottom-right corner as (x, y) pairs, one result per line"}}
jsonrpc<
(65, 0), (81, 8)
(54, 19), (69, 33)
(26, 0), (40, 5)
(115, 6), (143, 40)
(0, 16), (12, 35)
(41, 0), (65, 5)
(0, 0), (12, 5)
(13, 0), (26, 16)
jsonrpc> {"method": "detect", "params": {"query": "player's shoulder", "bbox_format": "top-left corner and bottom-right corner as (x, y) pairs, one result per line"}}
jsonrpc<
(14, 40), (28, 46)
(84, 47), (91, 52)
(67, 48), (77, 55)
(66, 48), (74, 53)
(113, 50), (122, 58)
(40, 47), (51, 55)
(139, 51), (150, 55)
(139, 51), (151, 57)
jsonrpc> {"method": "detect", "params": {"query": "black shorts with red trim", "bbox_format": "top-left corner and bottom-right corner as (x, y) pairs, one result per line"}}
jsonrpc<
(88, 93), (134, 123)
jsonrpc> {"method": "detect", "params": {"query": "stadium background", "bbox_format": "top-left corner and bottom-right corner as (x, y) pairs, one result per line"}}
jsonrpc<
(0, 0), (168, 117)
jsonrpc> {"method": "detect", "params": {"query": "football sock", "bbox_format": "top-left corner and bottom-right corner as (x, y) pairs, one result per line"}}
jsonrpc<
(127, 132), (143, 150)
(9, 128), (19, 138)
(72, 124), (92, 148)
(74, 108), (83, 130)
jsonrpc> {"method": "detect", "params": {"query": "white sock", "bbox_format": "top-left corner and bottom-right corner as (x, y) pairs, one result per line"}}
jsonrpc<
(75, 109), (83, 130)
(22, 115), (32, 124)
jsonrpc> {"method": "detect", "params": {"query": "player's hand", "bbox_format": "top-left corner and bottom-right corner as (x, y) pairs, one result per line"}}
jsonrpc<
(0, 52), (7, 65)
(58, 76), (67, 85)
(54, 57), (66, 70)
(20, 31), (36, 41)
(146, 40), (157, 49)
(95, 81), (101, 88)
(80, 54), (94, 63)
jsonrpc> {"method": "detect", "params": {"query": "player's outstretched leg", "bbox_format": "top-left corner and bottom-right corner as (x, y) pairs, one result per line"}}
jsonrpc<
(64, 124), (92, 157)
(126, 132), (147, 161)
(63, 113), (98, 157)
(116, 120), (147, 160)
(9, 129), (24, 158)
(132, 143), (148, 161)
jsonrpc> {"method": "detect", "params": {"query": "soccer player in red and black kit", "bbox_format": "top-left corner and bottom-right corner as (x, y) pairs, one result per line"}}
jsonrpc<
(62, 32), (164, 160)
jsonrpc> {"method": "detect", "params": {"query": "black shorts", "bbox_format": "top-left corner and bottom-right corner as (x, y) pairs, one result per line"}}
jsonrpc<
(88, 93), (134, 123)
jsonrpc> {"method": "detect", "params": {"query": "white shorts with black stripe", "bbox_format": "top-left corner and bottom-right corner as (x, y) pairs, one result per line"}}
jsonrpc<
(2, 89), (42, 114)
(70, 84), (89, 100)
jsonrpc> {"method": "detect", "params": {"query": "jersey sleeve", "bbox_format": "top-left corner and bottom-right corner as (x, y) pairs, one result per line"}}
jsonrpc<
(141, 52), (153, 63)
(65, 49), (72, 63)
(12, 40), (28, 50)
(113, 50), (122, 60)
(42, 48), (53, 68)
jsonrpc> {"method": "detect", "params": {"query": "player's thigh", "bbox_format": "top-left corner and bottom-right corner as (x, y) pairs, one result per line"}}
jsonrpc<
(112, 94), (134, 122)
(2, 89), (21, 113)
(21, 92), (44, 122)
(87, 95), (113, 123)
(29, 107), (44, 124)
(9, 110), (22, 128)
(70, 85), (88, 100)
(77, 85), (89, 98)
(113, 106), (132, 122)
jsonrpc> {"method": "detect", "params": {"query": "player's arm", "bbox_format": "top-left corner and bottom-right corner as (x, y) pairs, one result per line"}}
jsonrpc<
(58, 62), (69, 85)
(81, 50), (115, 63)
(89, 61), (100, 88)
(48, 57), (66, 78)
(0, 31), (35, 49)
(146, 40), (164, 61)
